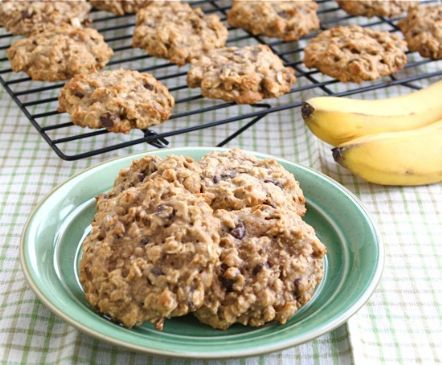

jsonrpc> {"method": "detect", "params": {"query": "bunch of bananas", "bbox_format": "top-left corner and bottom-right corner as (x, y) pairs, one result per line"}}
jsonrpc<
(302, 80), (442, 186)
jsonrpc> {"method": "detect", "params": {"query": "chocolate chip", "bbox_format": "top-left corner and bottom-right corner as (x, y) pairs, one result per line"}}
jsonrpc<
(294, 278), (304, 296)
(21, 10), (32, 19)
(264, 200), (276, 209)
(73, 91), (84, 98)
(100, 113), (116, 128)
(119, 111), (127, 120)
(137, 172), (145, 181)
(188, 300), (196, 311)
(151, 266), (164, 276)
(143, 83), (154, 90)
(221, 277), (235, 292)
(221, 171), (236, 179)
(264, 179), (283, 188)
(212, 175), (220, 184)
(231, 222), (246, 239)
(155, 204), (174, 219)
(141, 238), (149, 245)
(252, 264), (263, 276)
(277, 10), (289, 18)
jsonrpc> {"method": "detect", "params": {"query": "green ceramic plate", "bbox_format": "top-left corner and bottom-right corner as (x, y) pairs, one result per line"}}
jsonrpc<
(20, 147), (383, 359)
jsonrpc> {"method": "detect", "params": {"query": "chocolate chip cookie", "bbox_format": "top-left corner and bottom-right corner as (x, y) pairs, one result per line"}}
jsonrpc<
(107, 154), (203, 200)
(187, 45), (296, 104)
(81, 149), (326, 330)
(0, 0), (91, 36)
(132, 1), (228, 66)
(58, 69), (175, 133)
(90, 0), (151, 15)
(399, 4), (442, 60)
(200, 149), (306, 216)
(80, 176), (221, 330)
(337, 0), (417, 18)
(194, 204), (326, 330)
(228, 0), (319, 41)
(304, 25), (407, 83)
(7, 25), (113, 82)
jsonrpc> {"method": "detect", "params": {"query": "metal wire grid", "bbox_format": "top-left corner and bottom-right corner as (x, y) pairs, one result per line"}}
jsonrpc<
(0, 0), (440, 160)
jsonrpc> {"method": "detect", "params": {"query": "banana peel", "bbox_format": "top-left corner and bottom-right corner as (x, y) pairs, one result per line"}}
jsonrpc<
(332, 120), (442, 186)
(302, 80), (442, 146)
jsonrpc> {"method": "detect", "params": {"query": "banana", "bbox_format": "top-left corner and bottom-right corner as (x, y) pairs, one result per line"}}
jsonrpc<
(302, 80), (442, 146)
(332, 120), (442, 186)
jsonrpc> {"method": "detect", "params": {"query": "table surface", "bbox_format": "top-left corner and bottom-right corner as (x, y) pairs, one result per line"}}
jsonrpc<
(0, 19), (441, 365)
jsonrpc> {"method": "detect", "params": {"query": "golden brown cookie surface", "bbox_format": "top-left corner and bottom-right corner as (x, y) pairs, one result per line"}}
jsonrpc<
(132, 1), (228, 66)
(80, 172), (220, 330)
(200, 149), (306, 216)
(80, 149), (325, 330)
(227, 0), (319, 41)
(58, 69), (174, 133)
(194, 204), (326, 330)
(90, 0), (151, 15)
(0, 0), (91, 36)
(8, 25), (113, 82)
(399, 4), (442, 60)
(337, 0), (417, 18)
(187, 45), (296, 104)
(304, 26), (407, 83)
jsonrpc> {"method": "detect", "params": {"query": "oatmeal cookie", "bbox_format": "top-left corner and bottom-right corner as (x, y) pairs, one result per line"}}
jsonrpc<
(7, 25), (113, 82)
(187, 45), (296, 104)
(81, 150), (326, 330)
(194, 205), (326, 330)
(58, 69), (175, 133)
(106, 155), (161, 198)
(0, 0), (91, 36)
(200, 149), (306, 216)
(227, 0), (319, 41)
(337, 0), (417, 18)
(398, 4), (442, 60)
(80, 177), (220, 330)
(90, 0), (151, 15)
(132, 1), (228, 66)
(99, 155), (203, 204)
(304, 25), (407, 83)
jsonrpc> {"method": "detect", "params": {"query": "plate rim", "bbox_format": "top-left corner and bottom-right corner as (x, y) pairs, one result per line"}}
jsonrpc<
(20, 146), (384, 359)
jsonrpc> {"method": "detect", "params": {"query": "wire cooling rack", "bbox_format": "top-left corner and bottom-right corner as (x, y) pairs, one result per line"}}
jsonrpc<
(0, 0), (441, 160)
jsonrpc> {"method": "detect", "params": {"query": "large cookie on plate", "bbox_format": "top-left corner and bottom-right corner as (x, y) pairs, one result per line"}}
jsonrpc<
(194, 204), (326, 329)
(200, 149), (306, 216)
(80, 176), (220, 330)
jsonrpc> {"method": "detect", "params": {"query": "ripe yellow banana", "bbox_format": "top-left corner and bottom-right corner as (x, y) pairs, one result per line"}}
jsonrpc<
(332, 120), (442, 186)
(302, 80), (442, 146)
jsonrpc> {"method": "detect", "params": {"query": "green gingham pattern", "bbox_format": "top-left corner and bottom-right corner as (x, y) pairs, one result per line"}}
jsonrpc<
(2, 77), (442, 364)
(1, 7), (442, 365)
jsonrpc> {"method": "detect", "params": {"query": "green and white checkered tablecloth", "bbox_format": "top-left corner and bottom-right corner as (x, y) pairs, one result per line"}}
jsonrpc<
(1, 76), (441, 364)
(0, 13), (441, 364)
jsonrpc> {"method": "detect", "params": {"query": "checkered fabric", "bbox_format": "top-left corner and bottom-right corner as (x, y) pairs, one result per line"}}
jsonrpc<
(1, 2), (441, 364)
